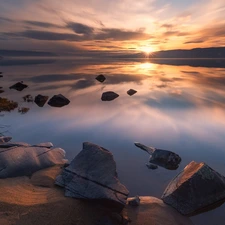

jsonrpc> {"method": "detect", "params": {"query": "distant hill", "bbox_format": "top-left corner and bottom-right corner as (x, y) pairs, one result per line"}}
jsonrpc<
(150, 47), (225, 58)
(0, 50), (57, 57)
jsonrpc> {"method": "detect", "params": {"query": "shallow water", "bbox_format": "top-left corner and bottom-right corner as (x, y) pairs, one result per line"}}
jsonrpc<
(1, 57), (225, 225)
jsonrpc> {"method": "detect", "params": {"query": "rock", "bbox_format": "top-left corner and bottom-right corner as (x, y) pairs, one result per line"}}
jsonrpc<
(23, 94), (33, 102)
(32, 142), (53, 148)
(127, 89), (137, 96)
(101, 92), (119, 101)
(48, 94), (70, 107)
(34, 94), (49, 107)
(55, 142), (129, 208)
(96, 74), (106, 83)
(127, 196), (140, 206)
(0, 136), (12, 143)
(31, 166), (62, 187)
(162, 161), (225, 216)
(9, 82), (28, 91)
(0, 97), (18, 112)
(146, 164), (158, 170)
(18, 107), (30, 114)
(0, 142), (68, 178)
(124, 196), (193, 225)
(0, 89), (4, 94)
(134, 142), (181, 170)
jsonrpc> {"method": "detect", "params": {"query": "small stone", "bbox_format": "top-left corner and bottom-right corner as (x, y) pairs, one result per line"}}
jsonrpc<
(9, 82), (28, 91)
(48, 94), (70, 107)
(96, 74), (106, 83)
(146, 163), (158, 170)
(127, 196), (140, 206)
(23, 95), (33, 102)
(101, 91), (119, 101)
(0, 136), (12, 143)
(127, 89), (137, 96)
(34, 95), (49, 107)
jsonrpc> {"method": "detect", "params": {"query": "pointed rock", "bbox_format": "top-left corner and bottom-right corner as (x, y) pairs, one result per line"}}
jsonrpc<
(48, 94), (70, 107)
(34, 94), (49, 107)
(55, 142), (129, 208)
(101, 91), (119, 101)
(162, 161), (225, 216)
(0, 143), (68, 178)
(9, 82), (28, 91)
(127, 89), (137, 96)
(96, 74), (106, 83)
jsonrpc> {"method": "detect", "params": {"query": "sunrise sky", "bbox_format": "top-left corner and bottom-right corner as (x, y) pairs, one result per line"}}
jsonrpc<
(0, 0), (225, 55)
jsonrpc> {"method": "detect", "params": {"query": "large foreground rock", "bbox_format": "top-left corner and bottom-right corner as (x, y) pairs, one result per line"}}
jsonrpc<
(124, 196), (193, 225)
(0, 142), (68, 178)
(48, 94), (70, 107)
(55, 142), (129, 208)
(162, 161), (225, 216)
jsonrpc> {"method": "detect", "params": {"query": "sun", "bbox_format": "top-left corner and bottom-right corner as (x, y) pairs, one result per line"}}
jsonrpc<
(140, 46), (155, 57)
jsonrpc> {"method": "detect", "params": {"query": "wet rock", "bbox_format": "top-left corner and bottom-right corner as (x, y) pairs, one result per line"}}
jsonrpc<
(48, 94), (70, 107)
(0, 89), (4, 94)
(127, 89), (137, 96)
(146, 163), (158, 170)
(0, 142), (68, 178)
(34, 94), (49, 107)
(134, 142), (181, 170)
(32, 142), (53, 148)
(23, 94), (33, 102)
(125, 196), (193, 225)
(162, 161), (225, 216)
(9, 82), (28, 91)
(127, 196), (140, 206)
(96, 74), (106, 83)
(101, 92), (119, 101)
(55, 142), (129, 208)
(0, 136), (12, 143)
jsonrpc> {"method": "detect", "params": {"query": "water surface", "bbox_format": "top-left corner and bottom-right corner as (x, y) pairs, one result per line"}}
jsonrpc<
(1, 58), (225, 225)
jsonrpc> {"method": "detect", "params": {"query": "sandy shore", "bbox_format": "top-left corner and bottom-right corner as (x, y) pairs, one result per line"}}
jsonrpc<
(0, 166), (193, 225)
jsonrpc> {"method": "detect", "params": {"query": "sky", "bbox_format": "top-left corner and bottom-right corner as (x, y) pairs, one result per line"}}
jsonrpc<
(0, 0), (225, 55)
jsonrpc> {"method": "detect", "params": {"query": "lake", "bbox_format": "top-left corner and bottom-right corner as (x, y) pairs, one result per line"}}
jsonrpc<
(1, 57), (225, 225)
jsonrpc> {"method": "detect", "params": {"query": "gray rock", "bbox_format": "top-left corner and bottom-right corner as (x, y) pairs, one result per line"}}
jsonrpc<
(96, 74), (106, 83)
(48, 94), (70, 107)
(101, 92), (119, 101)
(0, 136), (12, 143)
(0, 143), (68, 178)
(127, 196), (140, 206)
(9, 82), (28, 91)
(34, 94), (49, 107)
(127, 89), (137, 96)
(162, 161), (225, 216)
(134, 142), (181, 170)
(55, 142), (129, 208)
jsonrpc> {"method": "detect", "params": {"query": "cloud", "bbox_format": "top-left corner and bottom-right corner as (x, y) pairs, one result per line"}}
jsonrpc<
(0, 16), (13, 23)
(66, 22), (94, 35)
(184, 39), (206, 44)
(24, 20), (63, 28)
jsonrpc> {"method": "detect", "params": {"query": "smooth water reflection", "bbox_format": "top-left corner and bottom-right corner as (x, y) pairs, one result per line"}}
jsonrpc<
(1, 58), (225, 225)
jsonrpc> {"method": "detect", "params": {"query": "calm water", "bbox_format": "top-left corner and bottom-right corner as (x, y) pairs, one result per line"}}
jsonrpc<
(1, 58), (225, 225)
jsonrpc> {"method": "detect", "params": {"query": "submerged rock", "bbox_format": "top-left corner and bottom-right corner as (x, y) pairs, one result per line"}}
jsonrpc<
(48, 94), (70, 107)
(0, 136), (12, 143)
(125, 196), (193, 225)
(0, 142), (68, 178)
(23, 94), (33, 102)
(0, 97), (18, 112)
(146, 163), (158, 170)
(101, 91), (119, 101)
(55, 142), (129, 208)
(9, 82), (28, 91)
(18, 107), (30, 114)
(162, 161), (225, 216)
(96, 74), (106, 83)
(127, 89), (137, 96)
(134, 142), (181, 170)
(34, 94), (49, 107)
